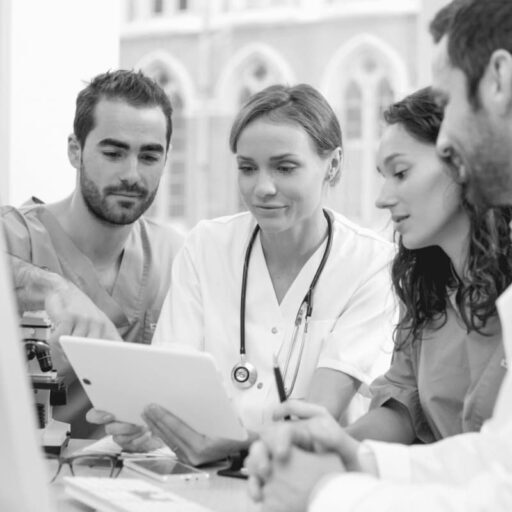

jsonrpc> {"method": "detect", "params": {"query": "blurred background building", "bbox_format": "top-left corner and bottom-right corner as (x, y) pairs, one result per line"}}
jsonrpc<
(1, 0), (449, 235)
(121, 0), (449, 233)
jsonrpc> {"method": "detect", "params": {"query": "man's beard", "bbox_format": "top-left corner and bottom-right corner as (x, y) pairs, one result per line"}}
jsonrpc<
(461, 117), (512, 209)
(79, 163), (158, 225)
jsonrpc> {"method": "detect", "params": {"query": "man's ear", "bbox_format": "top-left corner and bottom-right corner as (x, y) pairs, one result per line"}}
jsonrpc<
(481, 49), (512, 116)
(67, 134), (82, 170)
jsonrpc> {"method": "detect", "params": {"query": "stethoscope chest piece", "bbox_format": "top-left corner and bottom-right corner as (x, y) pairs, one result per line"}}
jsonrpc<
(231, 356), (258, 389)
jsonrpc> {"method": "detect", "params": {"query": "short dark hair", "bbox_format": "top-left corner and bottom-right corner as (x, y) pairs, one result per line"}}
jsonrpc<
(74, 69), (173, 149)
(384, 87), (512, 347)
(430, 0), (512, 105)
(229, 84), (342, 183)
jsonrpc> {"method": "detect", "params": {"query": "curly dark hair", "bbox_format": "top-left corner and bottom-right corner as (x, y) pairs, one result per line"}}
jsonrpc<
(387, 88), (512, 347)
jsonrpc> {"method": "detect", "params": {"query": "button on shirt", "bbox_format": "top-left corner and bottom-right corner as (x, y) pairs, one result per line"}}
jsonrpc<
(154, 210), (395, 433)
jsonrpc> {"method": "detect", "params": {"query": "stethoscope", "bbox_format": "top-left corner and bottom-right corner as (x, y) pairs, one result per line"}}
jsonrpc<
(231, 209), (333, 397)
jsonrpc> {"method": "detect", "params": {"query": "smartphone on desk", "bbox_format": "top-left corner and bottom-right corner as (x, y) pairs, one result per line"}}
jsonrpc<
(124, 457), (209, 482)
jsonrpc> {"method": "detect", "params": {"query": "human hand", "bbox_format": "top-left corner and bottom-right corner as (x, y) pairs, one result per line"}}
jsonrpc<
(272, 399), (331, 422)
(272, 401), (360, 463)
(86, 409), (163, 452)
(245, 405), (361, 498)
(46, 279), (121, 343)
(142, 403), (250, 466)
(44, 280), (121, 372)
(248, 446), (345, 511)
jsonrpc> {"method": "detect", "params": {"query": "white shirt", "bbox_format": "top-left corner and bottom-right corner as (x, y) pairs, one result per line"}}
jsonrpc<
(154, 211), (395, 432)
(310, 284), (512, 512)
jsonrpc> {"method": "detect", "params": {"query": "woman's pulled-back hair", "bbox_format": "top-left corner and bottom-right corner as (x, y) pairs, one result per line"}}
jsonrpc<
(229, 83), (342, 184)
(387, 87), (512, 347)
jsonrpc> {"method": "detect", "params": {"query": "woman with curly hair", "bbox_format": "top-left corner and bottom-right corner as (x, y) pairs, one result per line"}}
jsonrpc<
(343, 86), (512, 443)
(270, 87), (512, 445)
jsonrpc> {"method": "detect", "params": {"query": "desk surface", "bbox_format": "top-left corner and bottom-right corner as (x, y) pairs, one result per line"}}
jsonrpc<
(49, 440), (257, 512)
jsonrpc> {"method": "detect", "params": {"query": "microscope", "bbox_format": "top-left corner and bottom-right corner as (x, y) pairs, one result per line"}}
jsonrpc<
(21, 311), (70, 455)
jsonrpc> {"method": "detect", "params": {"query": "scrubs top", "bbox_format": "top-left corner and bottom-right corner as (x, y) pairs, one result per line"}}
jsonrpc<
(154, 210), (396, 433)
(370, 297), (506, 442)
(1, 202), (183, 437)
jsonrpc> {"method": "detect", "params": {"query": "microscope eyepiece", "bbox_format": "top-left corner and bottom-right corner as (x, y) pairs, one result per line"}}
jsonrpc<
(25, 341), (53, 372)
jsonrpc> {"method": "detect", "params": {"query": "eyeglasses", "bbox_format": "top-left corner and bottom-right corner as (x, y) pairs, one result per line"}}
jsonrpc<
(47, 452), (123, 483)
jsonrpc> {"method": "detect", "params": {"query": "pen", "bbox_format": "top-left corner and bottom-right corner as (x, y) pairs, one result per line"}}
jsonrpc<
(273, 354), (291, 420)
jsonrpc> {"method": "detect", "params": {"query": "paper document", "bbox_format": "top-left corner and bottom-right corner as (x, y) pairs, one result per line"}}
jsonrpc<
(77, 435), (176, 458)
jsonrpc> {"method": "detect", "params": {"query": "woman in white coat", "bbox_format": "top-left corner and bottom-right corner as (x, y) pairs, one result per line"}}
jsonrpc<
(89, 84), (395, 465)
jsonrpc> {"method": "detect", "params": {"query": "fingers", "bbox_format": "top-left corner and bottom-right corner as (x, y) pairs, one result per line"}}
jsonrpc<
(247, 475), (264, 503)
(258, 424), (298, 462)
(142, 405), (189, 456)
(112, 430), (153, 452)
(143, 404), (193, 443)
(45, 284), (122, 342)
(272, 400), (328, 421)
(105, 421), (145, 437)
(104, 421), (149, 452)
(142, 404), (216, 466)
(126, 432), (164, 453)
(246, 440), (273, 484)
(86, 408), (115, 425)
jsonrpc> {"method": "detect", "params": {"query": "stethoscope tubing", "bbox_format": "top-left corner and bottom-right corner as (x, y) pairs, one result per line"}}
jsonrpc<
(236, 209), (334, 393)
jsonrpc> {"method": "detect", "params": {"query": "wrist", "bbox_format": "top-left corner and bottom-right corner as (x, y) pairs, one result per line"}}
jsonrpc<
(356, 442), (379, 476)
(41, 270), (68, 294)
(12, 258), (65, 310)
(335, 436), (362, 473)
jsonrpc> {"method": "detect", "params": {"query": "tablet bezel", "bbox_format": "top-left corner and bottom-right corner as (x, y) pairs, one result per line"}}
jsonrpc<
(59, 336), (248, 442)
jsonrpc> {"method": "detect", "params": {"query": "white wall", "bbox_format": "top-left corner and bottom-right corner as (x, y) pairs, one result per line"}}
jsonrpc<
(0, 0), (12, 205)
(416, 0), (451, 87)
(4, 0), (121, 206)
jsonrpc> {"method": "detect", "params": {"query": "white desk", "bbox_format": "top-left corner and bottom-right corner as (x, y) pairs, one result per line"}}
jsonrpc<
(49, 441), (257, 512)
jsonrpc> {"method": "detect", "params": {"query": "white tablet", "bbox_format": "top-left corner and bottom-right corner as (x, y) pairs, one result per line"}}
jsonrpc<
(59, 336), (248, 442)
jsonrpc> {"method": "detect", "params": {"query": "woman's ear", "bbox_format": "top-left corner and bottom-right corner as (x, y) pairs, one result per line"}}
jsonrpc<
(67, 134), (82, 170)
(325, 147), (343, 185)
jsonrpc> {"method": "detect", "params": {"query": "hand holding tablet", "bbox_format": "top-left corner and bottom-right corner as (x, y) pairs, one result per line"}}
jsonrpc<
(59, 336), (248, 442)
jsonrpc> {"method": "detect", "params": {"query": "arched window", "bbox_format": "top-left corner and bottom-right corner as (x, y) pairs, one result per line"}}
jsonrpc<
(216, 44), (295, 216)
(377, 78), (394, 136)
(239, 58), (274, 100)
(152, 0), (164, 16)
(325, 43), (400, 231)
(344, 81), (362, 139)
(167, 92), (186, 219)
(234, 57), (284, 211)
(143, 64), (188, 222)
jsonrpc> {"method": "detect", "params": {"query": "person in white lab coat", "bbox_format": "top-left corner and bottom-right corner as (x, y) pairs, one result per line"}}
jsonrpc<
(89, 83), (395, 465)
(245, 1), (512, 510)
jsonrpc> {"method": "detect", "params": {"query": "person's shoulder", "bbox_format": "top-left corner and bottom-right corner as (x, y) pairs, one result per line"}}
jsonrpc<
(331, 210), (388, 241)
(188, 211), (253, 240)
(329, 209), (394, 261)
(0, 200), (46, 226)
(195, 211), (251, 229)
(138, 216), (185, 249)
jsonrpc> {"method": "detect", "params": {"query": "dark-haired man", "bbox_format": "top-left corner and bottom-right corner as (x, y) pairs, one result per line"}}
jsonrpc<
(1, 69), (182, 437)
(244, 1), (512, 510)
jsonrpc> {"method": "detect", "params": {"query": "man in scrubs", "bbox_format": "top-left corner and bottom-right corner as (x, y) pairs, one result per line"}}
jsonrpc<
(245, 0), (512, 510)
(1, 69), (183, 437)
